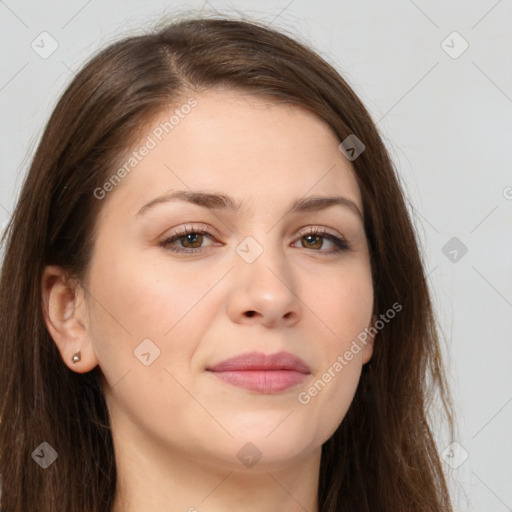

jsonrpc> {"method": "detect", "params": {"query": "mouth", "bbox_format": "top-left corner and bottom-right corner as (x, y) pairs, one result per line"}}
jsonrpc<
(206, 351), (310, 394)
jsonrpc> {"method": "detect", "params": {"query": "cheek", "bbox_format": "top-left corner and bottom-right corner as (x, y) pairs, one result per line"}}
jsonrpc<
(89, 242), (216, 331)
(299, 261), (373, 421)
(85, 248), (223, 377)
(312, 260), (374, 343)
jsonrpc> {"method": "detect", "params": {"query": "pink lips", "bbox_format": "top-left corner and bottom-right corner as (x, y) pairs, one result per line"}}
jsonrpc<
(206, 351), (310, 393)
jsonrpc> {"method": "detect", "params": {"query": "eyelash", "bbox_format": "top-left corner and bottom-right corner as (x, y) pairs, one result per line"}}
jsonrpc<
(160, 224), (353, 255)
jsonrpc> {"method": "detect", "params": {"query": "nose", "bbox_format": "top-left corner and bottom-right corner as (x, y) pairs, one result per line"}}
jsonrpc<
(226, 242), (303, 328)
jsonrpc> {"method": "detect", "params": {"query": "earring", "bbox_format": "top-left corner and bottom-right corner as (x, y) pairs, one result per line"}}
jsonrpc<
(72, 351), (81, 364)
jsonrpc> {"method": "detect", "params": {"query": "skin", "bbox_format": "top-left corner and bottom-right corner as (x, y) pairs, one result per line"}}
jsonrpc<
(42, 89), (376, 512)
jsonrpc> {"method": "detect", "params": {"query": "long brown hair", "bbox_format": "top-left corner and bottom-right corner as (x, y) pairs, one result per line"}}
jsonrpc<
(0, 13), (455, 511)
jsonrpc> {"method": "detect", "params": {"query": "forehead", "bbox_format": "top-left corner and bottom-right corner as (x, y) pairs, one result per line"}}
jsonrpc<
(97, 88), (363, 220)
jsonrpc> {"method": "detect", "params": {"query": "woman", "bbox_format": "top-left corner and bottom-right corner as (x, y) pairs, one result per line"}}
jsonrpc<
(0, 14), (455, 512)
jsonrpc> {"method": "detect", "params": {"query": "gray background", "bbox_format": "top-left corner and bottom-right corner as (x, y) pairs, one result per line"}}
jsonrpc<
(1, 1), (511, 510)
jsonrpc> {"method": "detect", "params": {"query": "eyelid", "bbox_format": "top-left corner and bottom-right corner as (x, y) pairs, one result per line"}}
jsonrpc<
(164, 222), (213, 237)
(296, 225), (341, 239)
(162, 224), (344, 241)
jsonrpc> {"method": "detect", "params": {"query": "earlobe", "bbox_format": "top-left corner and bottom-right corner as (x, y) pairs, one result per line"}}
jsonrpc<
(41, 265), (99, 373)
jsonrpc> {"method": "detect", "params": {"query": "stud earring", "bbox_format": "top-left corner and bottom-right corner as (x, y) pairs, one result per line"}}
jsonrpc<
(72, 351), (81, 364)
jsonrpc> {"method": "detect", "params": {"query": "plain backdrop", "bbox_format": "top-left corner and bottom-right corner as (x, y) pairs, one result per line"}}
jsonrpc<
(1, 1), (511, 510)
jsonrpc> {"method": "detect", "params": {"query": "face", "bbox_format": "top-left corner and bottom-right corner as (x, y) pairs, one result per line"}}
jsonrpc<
(73, 89), (375, 471)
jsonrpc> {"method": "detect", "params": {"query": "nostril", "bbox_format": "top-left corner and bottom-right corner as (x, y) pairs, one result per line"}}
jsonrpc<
(246, 311), (256, 317)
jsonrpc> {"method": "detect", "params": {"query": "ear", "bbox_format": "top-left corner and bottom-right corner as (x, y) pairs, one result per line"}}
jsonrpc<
(361, 313), (377, 365)
(41, 265), (99, 374)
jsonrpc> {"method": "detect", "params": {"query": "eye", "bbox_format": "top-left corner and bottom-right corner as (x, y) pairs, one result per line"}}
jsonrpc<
(292, 226), (352, 254)
(160, 224), (353, 255)
(160, 224), (218, 254)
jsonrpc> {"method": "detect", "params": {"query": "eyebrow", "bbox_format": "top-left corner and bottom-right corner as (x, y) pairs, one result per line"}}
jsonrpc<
(136, 190), (364, 222)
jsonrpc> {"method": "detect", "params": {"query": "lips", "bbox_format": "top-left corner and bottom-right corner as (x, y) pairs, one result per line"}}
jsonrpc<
(206, 351), (310, 393)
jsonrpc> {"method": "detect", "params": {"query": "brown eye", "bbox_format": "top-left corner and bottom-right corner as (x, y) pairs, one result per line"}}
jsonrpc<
(160, 225), (217, 254)
(179, 232), (203, 248)
(293, 227), (352, 254)
(301, 234), (323, 250)
(160, 225), (352, 255)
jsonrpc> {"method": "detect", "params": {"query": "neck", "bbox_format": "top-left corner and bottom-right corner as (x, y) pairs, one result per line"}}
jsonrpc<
(111, 424), (321, 512)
